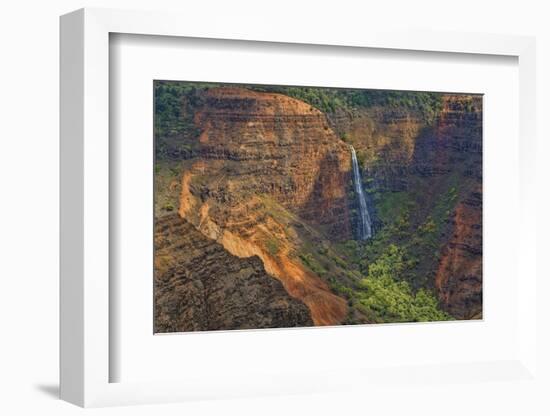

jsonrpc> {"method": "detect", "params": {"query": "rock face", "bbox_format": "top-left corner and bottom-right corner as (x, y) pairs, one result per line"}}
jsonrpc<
(154, 214), (313, 332)
(196, 87), (352, 239)
(433, 96), (483, 319)
(330, 94), (482, 319)
(329, 107), (422, 194)
(435, 191), (482, 319)
(178, 88), (350, 326)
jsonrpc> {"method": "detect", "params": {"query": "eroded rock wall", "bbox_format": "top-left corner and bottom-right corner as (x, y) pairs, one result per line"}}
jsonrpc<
(330, 94), (482, 319)
(178, 88), (350, 325)
(154, 214), (313, 332)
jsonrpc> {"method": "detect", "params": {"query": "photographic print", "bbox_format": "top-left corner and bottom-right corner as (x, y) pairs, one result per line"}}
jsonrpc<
(153, 81), (482, 333)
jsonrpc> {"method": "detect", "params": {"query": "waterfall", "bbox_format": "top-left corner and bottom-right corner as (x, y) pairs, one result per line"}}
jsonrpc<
(350, 146), (373, 240)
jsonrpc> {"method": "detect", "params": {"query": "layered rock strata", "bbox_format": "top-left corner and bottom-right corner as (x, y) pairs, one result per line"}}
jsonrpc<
(433, 96), (483, 319)
(154, 214), (313, 332)
(329, 94), (483, 318)
(178, 87), (351, 325)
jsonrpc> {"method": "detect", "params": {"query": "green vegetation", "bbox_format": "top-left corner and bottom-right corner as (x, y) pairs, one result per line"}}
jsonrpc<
(154, 81), (212, 159)
(154, 161), (183, 217)
(358, 276), (450, 323)
(251, 85), (444, 124)
(320, 238), (451, 323)
(355, 245), (450, 323)
(154, 81), (212, 138)
(323, 170), (464, 323)
(251, 85), (349, 114)
(154, 81), (445, 141)
(356, 171), (463, 289)
(265, 238), (281, 256)
(162, 202), (175, 212)
(299, 252), (327, 277)
(347, 90), (444, 125)
(375, 191), (413, 224)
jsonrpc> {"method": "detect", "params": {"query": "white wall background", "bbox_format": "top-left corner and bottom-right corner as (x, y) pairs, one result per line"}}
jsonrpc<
(0, 0), (548, 415)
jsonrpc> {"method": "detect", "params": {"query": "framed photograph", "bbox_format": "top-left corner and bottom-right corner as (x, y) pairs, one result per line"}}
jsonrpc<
(60, 8), (538, 407)
(152, 80), (481, 333)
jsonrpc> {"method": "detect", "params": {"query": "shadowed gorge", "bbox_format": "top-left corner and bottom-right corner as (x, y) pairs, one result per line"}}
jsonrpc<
(154, 82), (482, 331)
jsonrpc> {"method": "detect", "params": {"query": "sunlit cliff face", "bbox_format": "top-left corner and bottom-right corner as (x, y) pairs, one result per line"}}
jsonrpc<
(178, 87), (352, 325)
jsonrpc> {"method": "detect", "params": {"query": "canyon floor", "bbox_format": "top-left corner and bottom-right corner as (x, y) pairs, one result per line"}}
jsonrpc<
(154, 82), (483, 332)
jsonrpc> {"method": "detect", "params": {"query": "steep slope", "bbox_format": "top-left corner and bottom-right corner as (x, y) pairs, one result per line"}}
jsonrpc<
(177, 87), (350, 326)
(432, 96), (483, 318)
(195, 87), (353, 239)
(154, 214), (313, 332)
(435, 190), (482, 319)
(329, 94), (482, 319)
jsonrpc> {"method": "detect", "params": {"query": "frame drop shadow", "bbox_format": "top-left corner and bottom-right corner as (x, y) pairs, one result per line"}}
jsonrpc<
(34, 383), (59, 399)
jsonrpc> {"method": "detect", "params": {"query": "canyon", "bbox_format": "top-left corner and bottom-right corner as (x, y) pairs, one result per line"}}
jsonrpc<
(154, 83), (483, 331)
(328, 93), (482, 319)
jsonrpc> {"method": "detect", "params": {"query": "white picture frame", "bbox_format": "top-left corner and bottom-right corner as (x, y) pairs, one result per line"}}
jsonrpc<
(60, 7), (537, 407)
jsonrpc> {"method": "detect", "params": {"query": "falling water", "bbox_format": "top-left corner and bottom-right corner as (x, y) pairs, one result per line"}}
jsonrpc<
(350, 146), (373, 240)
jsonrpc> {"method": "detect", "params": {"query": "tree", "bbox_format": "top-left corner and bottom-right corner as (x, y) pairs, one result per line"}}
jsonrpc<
(357, 244), (450, 323)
